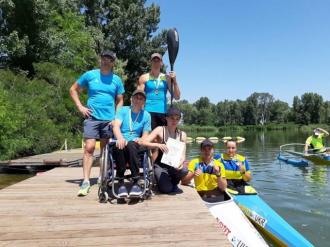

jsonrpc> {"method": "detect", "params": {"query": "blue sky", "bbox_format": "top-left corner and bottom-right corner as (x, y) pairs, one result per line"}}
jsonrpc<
(147, 0), (330, 105)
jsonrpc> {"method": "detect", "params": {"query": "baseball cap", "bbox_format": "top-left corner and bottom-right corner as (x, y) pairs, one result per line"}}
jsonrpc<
(132, 89), (146, 99)
(101, 50), (116, 59)
(314, 129), (321, 136)
(200, 139), (215, 149)
(150, 53), (162, 60)
(166, 107), (181, 118)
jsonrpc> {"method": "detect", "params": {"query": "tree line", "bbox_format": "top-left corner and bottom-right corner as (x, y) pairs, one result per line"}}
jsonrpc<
(0, 1), (328, 161)
(173, 92), (330, 127)
(0, 0), (166, 160)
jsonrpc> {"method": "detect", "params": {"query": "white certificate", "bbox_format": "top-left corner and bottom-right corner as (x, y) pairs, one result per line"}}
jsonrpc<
(161, 137), (185, 168)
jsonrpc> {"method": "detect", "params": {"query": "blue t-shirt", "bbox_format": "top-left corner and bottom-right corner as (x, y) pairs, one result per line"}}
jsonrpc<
(144, 73), (168, 114)
(77, 69), (125, 120)
(115, 106), (151, 142)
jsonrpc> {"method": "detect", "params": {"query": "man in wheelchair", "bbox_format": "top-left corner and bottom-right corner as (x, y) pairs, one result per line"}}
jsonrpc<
(112, 89), (151, 197)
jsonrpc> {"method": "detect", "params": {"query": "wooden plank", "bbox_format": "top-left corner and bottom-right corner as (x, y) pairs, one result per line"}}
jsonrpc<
(0, 149), (100, 167)
(0, 167), (230, 246)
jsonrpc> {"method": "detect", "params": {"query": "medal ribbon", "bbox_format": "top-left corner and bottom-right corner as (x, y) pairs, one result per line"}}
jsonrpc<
(129, 108), (141, 134)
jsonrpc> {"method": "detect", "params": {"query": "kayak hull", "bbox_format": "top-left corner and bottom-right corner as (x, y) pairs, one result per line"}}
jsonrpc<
(277, 154), (309, 166)
(232, 194), (314, 247)
(204, 192), (269, 247)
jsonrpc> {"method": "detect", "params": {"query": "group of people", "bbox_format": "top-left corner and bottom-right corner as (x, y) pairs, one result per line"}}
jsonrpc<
(70, 51), (184, 197)
(70, 50), (253, 199)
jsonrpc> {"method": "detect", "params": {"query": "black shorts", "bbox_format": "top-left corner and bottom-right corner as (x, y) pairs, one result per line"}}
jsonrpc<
(150, 112), (167, 130)
(83, 117), (113, 139)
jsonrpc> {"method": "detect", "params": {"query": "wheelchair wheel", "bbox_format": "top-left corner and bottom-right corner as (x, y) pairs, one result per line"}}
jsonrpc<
(98, 187), (109, 203)
(100, 144), (109, 183)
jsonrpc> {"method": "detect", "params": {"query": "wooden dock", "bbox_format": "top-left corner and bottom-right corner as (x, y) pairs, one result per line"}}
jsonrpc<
(0, 167), (230, 246)
(0, 149), (100, 168)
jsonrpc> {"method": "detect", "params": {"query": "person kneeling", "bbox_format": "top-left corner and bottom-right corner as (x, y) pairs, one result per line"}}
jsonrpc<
(141, 107), (188, 194)
(112, 90), (151, 197)
(182, 139), (227, 198)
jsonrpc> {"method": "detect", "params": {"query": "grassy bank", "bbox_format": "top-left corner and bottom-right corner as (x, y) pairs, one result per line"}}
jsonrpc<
(180, 123), (330, 137)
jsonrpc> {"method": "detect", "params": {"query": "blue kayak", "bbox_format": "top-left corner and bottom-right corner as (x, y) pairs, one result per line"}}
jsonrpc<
(277, 154), (309, 166)
(231, 192), (314, 247)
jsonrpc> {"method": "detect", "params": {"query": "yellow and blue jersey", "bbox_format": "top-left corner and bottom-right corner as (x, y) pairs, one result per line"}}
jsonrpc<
(214, 153), (250, 180)
(188, 158), (226, 192)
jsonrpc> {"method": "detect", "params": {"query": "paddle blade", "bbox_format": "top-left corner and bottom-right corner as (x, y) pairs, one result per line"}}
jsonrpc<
(167, 28), (179, 68)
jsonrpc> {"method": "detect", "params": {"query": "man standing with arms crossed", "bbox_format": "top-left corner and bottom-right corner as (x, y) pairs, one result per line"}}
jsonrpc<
(70, 51), (125, 196)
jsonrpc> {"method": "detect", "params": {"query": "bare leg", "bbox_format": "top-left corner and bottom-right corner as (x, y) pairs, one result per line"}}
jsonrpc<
(83, 138), (96, 181)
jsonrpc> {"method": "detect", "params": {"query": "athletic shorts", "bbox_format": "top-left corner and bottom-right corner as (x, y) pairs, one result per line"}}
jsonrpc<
(83, 117), (113, 139)
(150, 112), (167, 130)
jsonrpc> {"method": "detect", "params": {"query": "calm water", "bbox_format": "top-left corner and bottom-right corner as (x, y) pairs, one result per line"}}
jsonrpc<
(186, 129), (330, 246)
(0, 174), (32, 189)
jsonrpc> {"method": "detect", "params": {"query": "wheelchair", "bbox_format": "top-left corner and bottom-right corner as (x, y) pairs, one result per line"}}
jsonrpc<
(98, 140), (154, 203)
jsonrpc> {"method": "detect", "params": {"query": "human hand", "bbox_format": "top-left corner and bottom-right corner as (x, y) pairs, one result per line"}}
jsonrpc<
(134, 138), (142, 144)
(212, 166), (221, 176)
(168, 71), (177, 83)
(116, 138), (127, 150)
(78, 105), (92, 118)
(194, 168), (202, 176)
(157, 143), (168, 153)
(237, 161), (245, 173)
(203, 165), (214, 174)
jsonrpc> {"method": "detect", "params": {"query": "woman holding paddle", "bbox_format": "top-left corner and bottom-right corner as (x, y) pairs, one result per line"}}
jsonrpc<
(137, 53), (181, 129)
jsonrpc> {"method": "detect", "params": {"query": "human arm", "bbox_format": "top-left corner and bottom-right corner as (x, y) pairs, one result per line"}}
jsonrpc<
(237, 159), (252, 182)
(208, 162), (227, 191)
(304, 136), (312, 153)
(181, 159), (201, 185)
(317, 128), (329, 137)
(167, 71), (180, 100)
(115, 94), (124, 111)
(137, 74), (147, 91)
(112, 109), (127, 149)
(140, 127), (168, 153)
(69, 82), (92, 118)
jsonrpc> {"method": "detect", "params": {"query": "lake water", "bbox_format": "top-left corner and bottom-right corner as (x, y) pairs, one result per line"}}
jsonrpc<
(186, 129), (329, 246)
(1, 129), (329, 246)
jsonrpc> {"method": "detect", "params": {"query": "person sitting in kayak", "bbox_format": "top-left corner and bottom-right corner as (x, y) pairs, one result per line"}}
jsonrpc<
(182, 139), (227, 198)
(304, 128), (329, 154)
(215, 137), (255, 195)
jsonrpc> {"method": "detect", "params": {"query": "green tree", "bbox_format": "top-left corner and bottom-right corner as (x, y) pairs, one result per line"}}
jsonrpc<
(244, 92), (274, 125)
(173, 100), (196, 125)
(78, 0), (168, 101)
(270, 100), (290, 123)
(300, 93), (323, 124)
(193, 97), (215, 126)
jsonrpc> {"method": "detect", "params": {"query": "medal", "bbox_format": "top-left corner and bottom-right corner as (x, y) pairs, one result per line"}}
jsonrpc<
(152, 74), (163, 96)
(129, 108), (141, 136)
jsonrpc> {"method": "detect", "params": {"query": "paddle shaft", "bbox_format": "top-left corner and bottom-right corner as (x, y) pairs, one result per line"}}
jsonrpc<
(170, 64), (174, 106)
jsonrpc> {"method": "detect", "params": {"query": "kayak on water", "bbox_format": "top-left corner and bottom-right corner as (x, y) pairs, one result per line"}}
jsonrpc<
(277, 153), (309, 166)
(202, 190), (269, 247)
(280, 143), (330, 166)
(227, 182), (314, 247)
